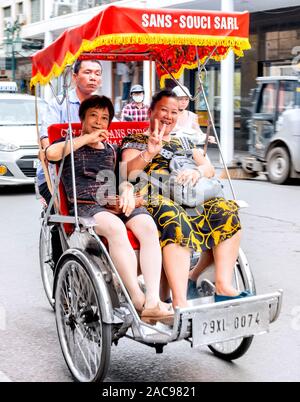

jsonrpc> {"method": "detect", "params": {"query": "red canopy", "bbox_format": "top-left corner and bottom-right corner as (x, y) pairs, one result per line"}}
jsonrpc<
(31, 5), (250, 87)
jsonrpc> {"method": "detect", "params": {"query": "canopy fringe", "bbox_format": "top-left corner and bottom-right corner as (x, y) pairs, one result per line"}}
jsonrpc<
(31, 34), (250, 87)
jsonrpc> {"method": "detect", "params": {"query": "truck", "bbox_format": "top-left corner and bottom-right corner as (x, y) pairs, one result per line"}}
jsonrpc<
(242, 76), (300, 184)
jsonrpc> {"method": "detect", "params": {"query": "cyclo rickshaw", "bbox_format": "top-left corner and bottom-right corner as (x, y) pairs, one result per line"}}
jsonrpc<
(32, 4), (282, 382)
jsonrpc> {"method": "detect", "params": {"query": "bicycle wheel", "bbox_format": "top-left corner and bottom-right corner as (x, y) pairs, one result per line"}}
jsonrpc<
(39, 224), (55, 309)
(208, 251), (255, 361)
(55, 256), (111, 382)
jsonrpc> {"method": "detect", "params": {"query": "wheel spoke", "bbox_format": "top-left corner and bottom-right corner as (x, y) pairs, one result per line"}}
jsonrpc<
(60, 274), (72, 312)
(55, 258), (109, 382)
(70, 266), (89, 313)
(73, 320), (101, 378)
(73, 327), (94, 379)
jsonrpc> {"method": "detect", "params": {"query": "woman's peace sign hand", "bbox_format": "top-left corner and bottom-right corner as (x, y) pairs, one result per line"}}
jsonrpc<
(147, 119), (166, 157)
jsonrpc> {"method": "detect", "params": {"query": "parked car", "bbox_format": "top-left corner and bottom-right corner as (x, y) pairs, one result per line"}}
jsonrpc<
(0, 91), (46, 186)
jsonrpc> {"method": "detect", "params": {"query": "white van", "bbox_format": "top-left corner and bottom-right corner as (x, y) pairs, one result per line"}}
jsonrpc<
(0, 92), (47, 186)
(243, 76), (300, 184)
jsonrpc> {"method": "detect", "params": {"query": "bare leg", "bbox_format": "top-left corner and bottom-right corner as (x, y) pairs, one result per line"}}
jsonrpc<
(162, 244), (191, 308)
(126, 215), (162, 309)
(93, 211), (145, 310)
(160, 269), (171, 302)
(189, 250), (214, 282)
(213, 230), (242, 296)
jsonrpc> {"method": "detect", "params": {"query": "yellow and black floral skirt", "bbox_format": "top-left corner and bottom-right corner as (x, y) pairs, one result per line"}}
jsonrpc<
(146, 196), (241, 252)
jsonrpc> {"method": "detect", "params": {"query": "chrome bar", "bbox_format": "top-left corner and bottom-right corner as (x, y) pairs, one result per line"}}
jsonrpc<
(44, 139), (69, 223)
(178, 291), (282, 315)
(156, 46), (217, 102)
(234, 265), (240, 292)
(271, 289), (283, 323)
(157, 48), (238, 200)
(49, 82), (66, 106)
(156, 60), (201, 102)
(48, 215), (77, 224)
(195, 50), (238, 200)
(81, 52), (151, 59)
(238, 248), (256, 294)
(63, 66), (80, 232)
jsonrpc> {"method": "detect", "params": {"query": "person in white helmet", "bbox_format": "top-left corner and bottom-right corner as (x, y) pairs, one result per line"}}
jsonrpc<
(121, 84), (149, 122)
(172, 85), (215, 145)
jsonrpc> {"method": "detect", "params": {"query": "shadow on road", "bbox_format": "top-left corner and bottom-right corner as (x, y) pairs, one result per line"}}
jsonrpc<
(287, 178), (300, 186)
(0, 185), (35, 196)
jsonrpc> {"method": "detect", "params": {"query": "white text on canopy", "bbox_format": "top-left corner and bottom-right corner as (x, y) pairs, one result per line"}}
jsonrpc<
(142, 14), (240, 31)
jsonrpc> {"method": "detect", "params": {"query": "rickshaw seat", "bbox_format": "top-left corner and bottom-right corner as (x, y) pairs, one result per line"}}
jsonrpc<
(47, 121), (149, 250)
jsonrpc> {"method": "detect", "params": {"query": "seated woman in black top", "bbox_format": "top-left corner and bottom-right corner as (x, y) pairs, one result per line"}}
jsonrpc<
(46, 95), (172, 320)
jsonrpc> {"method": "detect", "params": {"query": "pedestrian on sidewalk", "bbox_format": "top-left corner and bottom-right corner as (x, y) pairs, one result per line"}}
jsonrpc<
(121, 84), (149, 122)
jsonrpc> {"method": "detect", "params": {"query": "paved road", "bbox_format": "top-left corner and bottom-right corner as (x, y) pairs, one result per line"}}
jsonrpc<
(0, 180), (299, 382)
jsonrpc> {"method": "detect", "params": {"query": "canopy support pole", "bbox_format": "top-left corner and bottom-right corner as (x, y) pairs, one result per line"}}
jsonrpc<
(194, 48), (237, 200)
(63, 66), (80, 232)
(35, 86), (59, 213)
(43, 31), (54, 103)
(45, 66), (80, 232)
(221, 0), (235, 165)
(157, 53), (237, 200)
(149, 61), (156, 99)
(143, 61), (151, 105)
(196, 71), (237, 201)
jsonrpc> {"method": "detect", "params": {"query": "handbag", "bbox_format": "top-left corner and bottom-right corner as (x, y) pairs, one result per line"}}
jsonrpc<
(167, 137), (224, 207)
(122, 136), (224, 208)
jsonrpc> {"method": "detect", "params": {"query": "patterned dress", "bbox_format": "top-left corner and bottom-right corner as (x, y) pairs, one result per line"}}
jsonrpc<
(122, 133), (241, 252)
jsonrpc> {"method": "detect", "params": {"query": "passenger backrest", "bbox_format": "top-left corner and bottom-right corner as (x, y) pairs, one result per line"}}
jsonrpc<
(47, 121), (149, 246)
(48, 121), (149, 146)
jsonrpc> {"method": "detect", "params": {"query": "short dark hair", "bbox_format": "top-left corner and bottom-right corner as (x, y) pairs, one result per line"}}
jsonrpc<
(73, 59), (102, 75)
(79, 95), (114, 125)
(149, 89), (178, 111)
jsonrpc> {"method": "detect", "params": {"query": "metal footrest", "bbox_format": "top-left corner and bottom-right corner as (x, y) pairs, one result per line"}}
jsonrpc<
(132, 291), (282, 347)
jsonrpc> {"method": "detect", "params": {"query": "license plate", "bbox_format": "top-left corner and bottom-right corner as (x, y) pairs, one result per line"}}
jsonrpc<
(33, 159), (39, 168)
(192, 301), (269, 348)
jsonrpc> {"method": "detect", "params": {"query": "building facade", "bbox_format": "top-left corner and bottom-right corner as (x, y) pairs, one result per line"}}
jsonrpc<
(173, 1), (300, 150)
(1, 0), (300, 148)
(0, 1), (122, 95)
